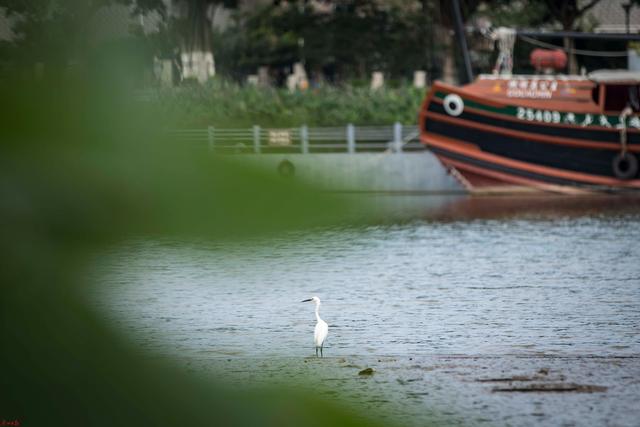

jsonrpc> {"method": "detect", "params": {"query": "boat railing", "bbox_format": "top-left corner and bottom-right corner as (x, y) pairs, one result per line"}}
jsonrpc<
(166, 123), (423, 154)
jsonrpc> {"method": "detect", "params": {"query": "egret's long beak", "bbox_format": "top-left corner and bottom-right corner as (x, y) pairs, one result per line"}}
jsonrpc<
(301, 298), (312, 302)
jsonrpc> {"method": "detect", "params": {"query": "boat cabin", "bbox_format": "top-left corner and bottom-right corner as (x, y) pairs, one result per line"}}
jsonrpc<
(588, 70), (640, 114)
(463, 71), (640, 115)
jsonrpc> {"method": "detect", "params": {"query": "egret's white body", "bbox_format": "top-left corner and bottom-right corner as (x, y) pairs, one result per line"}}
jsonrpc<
(302, 296), (328, 357)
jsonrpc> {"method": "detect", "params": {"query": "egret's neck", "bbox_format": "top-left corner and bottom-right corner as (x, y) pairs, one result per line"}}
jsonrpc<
(314, 301), (322, 322)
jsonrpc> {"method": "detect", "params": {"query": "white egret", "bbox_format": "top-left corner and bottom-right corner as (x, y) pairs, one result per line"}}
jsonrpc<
(301, 296), (328, 357)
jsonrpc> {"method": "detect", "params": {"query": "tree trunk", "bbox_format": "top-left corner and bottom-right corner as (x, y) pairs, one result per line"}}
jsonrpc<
(181, 0), (215, 83)
(420, 0), (431, 76)
(440, 26), (457, 84)
(436, 0), (462, 85)
(563, 36), (578, 75)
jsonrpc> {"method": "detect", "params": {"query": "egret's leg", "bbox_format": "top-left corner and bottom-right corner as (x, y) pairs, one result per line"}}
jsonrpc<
(320, 346), (323, 358)
(315, 347), (318, 357)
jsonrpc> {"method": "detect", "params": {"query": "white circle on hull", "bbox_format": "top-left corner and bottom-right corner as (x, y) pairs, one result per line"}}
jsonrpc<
(443, 94), (464, 116)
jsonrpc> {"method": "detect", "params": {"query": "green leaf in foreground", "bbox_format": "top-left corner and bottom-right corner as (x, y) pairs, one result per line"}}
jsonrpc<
(0, 74), (397, 427)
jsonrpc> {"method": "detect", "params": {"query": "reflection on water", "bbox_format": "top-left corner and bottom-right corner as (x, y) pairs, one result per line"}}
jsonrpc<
(93, 195), (640, 359)
(350, 193), (640, 222)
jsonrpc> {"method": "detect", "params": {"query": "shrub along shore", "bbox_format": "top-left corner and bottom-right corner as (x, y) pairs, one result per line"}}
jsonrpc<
(151, 80), (427, 129)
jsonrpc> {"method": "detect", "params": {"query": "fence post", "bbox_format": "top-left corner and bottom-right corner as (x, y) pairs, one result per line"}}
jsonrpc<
(207, 126), (215, 152)
(301, 125), (309, 154)
(393, 122), (403, 153)
(347, 123), (355, 154)
(253, 125), (261, 154)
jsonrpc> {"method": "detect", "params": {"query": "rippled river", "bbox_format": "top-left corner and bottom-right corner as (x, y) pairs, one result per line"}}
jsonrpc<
(92, 195), (640, 426)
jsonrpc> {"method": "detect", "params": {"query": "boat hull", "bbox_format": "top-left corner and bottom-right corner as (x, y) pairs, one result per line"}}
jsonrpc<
(420, 81), (640, 194)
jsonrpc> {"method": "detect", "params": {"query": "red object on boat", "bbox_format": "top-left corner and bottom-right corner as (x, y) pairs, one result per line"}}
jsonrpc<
(530, 49), (567, 71)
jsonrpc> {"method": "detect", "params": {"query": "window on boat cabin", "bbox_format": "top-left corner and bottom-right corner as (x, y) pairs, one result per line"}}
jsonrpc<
(591, 85), (601, 107)
(602, 84), (640, 112)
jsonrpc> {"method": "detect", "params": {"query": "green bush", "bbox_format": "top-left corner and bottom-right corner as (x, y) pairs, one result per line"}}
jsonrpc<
(152, 79), (428, 128)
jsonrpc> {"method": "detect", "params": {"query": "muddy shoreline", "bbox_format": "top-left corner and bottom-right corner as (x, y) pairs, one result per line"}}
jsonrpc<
(181, 353), (640, 427)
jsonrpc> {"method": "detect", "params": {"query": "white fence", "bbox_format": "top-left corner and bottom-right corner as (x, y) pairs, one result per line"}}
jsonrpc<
(167, 123), (424, 154)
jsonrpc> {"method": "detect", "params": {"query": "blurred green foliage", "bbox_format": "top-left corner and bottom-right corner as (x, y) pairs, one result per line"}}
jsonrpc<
(0, 43), (401, 426)
(214, 2), (433, 82)
(0, 0), (625, 90)
(154, 79), (426, 128)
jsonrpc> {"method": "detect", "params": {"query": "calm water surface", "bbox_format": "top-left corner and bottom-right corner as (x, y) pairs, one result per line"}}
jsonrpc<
(93, 195), (640, 359)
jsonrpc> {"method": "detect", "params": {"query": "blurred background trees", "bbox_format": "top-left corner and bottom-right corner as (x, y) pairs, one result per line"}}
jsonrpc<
(214, 1), (434, 84)
(541, 0), (604, 74)
(0, 0), (636, 86)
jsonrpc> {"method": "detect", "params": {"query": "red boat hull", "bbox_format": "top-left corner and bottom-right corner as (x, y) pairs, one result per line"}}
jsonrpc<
(419, 77), (640, 194)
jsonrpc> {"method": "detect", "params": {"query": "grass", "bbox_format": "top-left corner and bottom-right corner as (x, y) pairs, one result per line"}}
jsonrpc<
(149, 79), (428, 128)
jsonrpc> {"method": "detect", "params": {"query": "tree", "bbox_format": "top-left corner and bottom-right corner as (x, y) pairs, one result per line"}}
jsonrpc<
(435, 0), (484, 84)
(214, 0), (434, 85)
(114, 0), (239, 82)
(0, 0), (238, 83)
(167, 0), (238, 82)
(0, 0), (101, 67)
(543, 0), (603, 74)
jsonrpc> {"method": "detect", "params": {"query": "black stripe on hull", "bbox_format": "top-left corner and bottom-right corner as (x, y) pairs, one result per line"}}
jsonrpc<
(424, 117), (640, 180)
(428, 145), (601, 189)
(427, 101), (640, 145)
